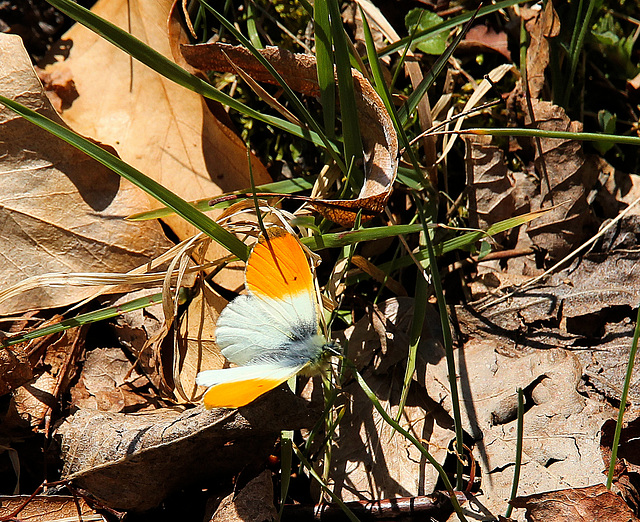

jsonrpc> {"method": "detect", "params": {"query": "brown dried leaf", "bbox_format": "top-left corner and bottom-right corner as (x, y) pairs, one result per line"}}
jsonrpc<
(332, 298), (452, 501)
(210, 470), (276, 522)
(44, 0), (272, 242)
(524, 2), (561, 98)
(70, 347), (151, 412)
(56, 392), (321, 511)
(0, 34), (171, 315)
(510, 484), (640, 522)
(0, 346), (32, 396)
(180, 43), (398, 226)
(525, 100), (598, 260)
(465, 135), (516, 235)
(174, 282), (228, 403)
(458, 24), (511, 60)
(0, 495), (104, 522)
(426, 307), (614, 519)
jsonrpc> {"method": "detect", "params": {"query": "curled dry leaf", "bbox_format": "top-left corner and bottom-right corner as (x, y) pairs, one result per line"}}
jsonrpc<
(44, 0), (271, 247)
(510, 484), (640, 522)
(522, 2), (561, 99)
(55, 391), (322, 511)
(0, 34), (171, 315)
(179, 42), (399, 226)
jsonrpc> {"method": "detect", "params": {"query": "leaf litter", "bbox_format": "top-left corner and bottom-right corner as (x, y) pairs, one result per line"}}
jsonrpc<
(1, 1), (640, 521)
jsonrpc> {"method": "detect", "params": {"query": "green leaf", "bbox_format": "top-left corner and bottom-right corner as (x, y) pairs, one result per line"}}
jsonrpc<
(404, 9), (447, 55)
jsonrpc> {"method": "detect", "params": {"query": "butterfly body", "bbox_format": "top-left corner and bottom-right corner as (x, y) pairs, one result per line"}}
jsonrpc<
(196, 227), (334, 409)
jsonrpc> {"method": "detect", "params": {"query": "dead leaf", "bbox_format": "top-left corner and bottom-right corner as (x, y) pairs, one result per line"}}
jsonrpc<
(525, 100), (599, 260)
(70, 347), (151, 412)
(524, 3), (561, 98)
(465, 135), (516, 237)
(425, 306), (614, 519)
(331, 298), (452, 501)
(179, 42), (398, 226)
(0, 346), (32, 396)
(44, 0), (272, 245)
(0, 495), (105, 522)
(56, 392), (322, 511)
(174, 282), (228, 403)
(0, 34), (171, 315)
(510, 484), (640, 522)
(210, 470), (276, 522)
(458, 24), (511, 60)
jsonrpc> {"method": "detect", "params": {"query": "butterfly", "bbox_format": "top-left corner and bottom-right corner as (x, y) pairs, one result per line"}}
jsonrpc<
(196, 227), (336, 408)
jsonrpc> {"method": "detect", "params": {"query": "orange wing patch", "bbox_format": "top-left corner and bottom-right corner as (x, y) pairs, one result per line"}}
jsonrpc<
(203, 376), (288, 408)
(245, 228), (313, 300)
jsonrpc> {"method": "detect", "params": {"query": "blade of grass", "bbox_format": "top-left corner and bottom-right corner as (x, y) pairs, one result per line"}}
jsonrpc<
(606, 304), (640, 489)
(505, 387), (524, 518)
(561, 0), (596, 108)
(314, 0), (336, 139)
(350, 364), (468, 521)
(1, 289), (187, 347)
(292, 443), (360, 522)
(0, 95), (249, 260)
(360, 7), (429, 193)
(44, 0), (340, 154)
(246, 0), (263, 50)
(398, 5), (479, 125)
(415, 198), (464, 490)
(278, 430), (294, 521)
(440, 127), (640, 147)
(127, 175), (317, 221)
(327, 0), (364, 189)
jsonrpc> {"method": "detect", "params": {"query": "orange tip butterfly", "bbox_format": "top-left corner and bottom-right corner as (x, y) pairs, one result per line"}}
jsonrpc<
(196, 227), (337, 408)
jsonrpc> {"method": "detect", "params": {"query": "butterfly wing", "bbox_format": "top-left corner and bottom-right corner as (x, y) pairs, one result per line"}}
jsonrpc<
(197, 364), (305, 408)
(217, 228), (321, 367)
(198, 228), (326, 409)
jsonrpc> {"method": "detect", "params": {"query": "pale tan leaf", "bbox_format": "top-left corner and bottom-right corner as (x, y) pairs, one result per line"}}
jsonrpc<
(43, 0), (272, 243)
(0, 34), (170, 315)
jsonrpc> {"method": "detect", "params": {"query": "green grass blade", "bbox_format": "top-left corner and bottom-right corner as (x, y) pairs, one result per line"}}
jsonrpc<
(292, 443), (360, 522)
(350, 364), (468, 521)
(505, 387), (524, 518)
(398, 7), (478, 125)
(314, 0), (336, 139)
(127, 176), (317, 221)
(416, 199), (464, 489)
(327, 0), (364, 188)
(448, 127), (640, 147)
(44, 0), (339, 154)
(246, 0), (263, 49)
(607, 305), (640, 488)
(0, 95), (249, 260)
(1, 289), (187, 347)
